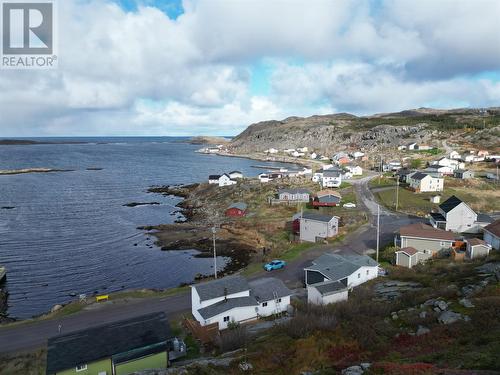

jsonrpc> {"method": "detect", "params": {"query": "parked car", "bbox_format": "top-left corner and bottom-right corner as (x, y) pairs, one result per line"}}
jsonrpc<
(264, 260), (286, 271)
(343, 202), (356, 208)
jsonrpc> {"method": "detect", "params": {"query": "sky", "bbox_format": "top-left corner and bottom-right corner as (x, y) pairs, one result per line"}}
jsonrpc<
(1, 0), (499, 137)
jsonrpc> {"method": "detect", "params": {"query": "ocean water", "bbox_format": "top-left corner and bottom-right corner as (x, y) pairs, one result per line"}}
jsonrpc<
(0, 137), (294, 319)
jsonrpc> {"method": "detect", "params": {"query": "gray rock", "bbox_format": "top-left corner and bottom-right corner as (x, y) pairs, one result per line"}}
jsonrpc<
(342, 366), (363, 375)
(433, 307), (441, 313)
(391, 313), (399, 320)
(438, 311), (463, 325)
(459, 298), (474, 308)
(51, 304), (63, 313)
(416, 325), (431, 336)
(424, 299), (435, 306)
(419, 311), (427, 318)
(360, 363), (371, 370)
(239, 362), (253, 371)
(434, 300), (448, 311)
(461, 285), (482, 297)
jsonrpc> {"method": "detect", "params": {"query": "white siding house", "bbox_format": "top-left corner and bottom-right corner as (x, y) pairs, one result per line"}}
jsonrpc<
(322, 170), (342, 188)
(484, 219), (500, 250)
(218, 174), (237, 187)
(299, 213), (339, 242)
(407, 172), (444, 192)
(307, 281), (348, 305)
(277, 188), (311, 202)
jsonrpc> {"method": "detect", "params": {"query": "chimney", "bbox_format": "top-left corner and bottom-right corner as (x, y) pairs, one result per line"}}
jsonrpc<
(224, 287), (228, 301)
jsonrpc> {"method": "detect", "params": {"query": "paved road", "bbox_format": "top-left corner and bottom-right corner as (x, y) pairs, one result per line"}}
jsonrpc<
(0, 174), (423, 354)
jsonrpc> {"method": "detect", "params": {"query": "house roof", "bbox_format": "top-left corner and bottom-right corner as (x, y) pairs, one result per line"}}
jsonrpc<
(229, 170), (242, 174)
(429, 212), (446, 222)
(312, 280), (348, 296)
(301, 212), (338, 223)
(399, 223), (455, 241)
(396, 168), (412, 176)
(278, 188), (311, 194)
(193, 275), (249, 302)
(323, 170), (341, 177)
(227, 202), (247, 211)
(197, 296), (259, 319)
(249, 277), (293, 303)
(468, 238), (487, 246)
(439, 195), (464, 213)
(454, 169), (471, 174)
(409, 172), (429, 181)
(396, 247), (419, 256)
(209, 175), (221, 180)
(484, 219), (500, 237)
(317, 195), (341, 204)
(316, 189), (342, 198)
(306, 253), (378, 283)
(46, 312), (171, 374)
(477, 213), (493, 223)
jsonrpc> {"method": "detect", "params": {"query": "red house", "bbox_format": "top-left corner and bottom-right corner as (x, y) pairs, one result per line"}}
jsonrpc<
(225, 202), (248, 217)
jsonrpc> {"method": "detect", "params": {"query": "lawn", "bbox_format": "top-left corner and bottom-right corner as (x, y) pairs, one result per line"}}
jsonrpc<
(369, 176), (397, 189)
(375, 187), (437, 216)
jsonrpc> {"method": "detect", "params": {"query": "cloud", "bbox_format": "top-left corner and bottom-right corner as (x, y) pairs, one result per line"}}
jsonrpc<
(0, 0), (499, 136)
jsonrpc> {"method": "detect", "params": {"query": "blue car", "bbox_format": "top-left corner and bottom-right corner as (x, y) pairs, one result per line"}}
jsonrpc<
(264, 260), (286, 271)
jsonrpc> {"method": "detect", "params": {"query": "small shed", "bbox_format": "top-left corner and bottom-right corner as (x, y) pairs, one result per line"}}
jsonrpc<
(225, 202), (248, 217)
(307, 280), (348, 305)
(395, 247), (432, 269)
(453, 169), (474, 179)
(466, 238), (491, 260)
(430, 195), (441, 204)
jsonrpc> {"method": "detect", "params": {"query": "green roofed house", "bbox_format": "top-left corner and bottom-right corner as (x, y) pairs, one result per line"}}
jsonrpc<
(46, 312), (179, 375)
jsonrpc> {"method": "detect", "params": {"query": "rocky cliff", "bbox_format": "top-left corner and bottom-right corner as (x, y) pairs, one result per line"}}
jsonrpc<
(229, 108), (500, 154)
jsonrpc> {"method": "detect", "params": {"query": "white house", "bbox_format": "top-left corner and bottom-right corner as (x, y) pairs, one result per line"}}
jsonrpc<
(299, 212), (339, 242)
(258, 173), (270, 183)
(277, 188), (311, 202)
(229, 171), (243, 179)
(191, 276), (292, 330)
(312, 171), (324, 183)
(408, 143), (418, 150)
(407, 172), (444, 192)
(297, 147), (308, 153)
(283, 149), (295, 154)
(218, 174), (237, 187)
(307, 280), (348, 305)
(305, 253), (379, 289)
(322, 170), (342, 188)
(465, 238), (491, 260)
(345, 165), (363, 176)
(208, 175), (221, 184)
(265, 148), (279, 154)
(310, 152), (318, 160)
(352, 151), (365, 159)
(431, 157), (464, 170)
(484, 219), (500, 250)
(449, 151), (461, 160)
(425, 165), (454, 176)
(291, 151), (305, 157)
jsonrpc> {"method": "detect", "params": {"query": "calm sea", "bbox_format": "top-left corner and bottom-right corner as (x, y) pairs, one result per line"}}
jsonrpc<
(0, 137), (293, 319)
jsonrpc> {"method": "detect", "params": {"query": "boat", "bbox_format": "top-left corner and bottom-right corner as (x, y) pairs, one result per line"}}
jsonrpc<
(0, 266), (6, 283)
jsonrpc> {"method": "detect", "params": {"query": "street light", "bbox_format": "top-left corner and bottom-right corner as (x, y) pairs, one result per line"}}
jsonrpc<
(212, 226), (218, 279)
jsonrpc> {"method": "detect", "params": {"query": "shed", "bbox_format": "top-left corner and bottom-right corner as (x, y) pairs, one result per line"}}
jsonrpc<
(307, 280), (348, 305)
(225, 202), (248, 217)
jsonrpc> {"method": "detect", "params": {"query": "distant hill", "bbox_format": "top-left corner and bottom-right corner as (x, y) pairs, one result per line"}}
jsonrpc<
(229, 107), (500, 154)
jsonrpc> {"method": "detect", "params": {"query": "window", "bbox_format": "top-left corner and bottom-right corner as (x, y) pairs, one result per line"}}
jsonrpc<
(366, 270), (369, 275)
(358, 273), (361, 278)
(76, 364), (88, 372)
(262, 302), (268, 307)
(223, 316), (230, 322)
(276, 298), (282, 303)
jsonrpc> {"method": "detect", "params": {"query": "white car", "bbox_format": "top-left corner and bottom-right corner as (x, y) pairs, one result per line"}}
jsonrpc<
(343, 202), (356, 208)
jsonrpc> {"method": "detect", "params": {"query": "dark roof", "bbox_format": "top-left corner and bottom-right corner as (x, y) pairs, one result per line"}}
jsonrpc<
(476, 213), (493, 223)
(396, 247), (419, 256)
(197, 296), (258, 319)
(430, 212), (446, 222)
(229, 170), (242, 174)
(399, 223), (455, 241)
(301, 212), (337, 223)
(306, 253), (378, 283)
(46, 313), (171, 374)
(227, 202), (247, 211)
(278, 188), (311, 194)
(484, 219), (500, 236)
(209, 175), (221, 180)
(312, 280), (348, 296)
(409, 172), (429, 181)
(317, 195), (341, 204)
(439, 195), (463, 213)
(468, 238), (487, 246)
(249, 277), (293, 302)
(396, 168), (412, 176)
(323, 170), (341, 177)
(193, 275), (249, 301)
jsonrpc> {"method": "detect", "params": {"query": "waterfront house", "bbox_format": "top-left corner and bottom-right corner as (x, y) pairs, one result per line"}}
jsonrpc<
(429, 195), (492, 233)
(322, 169), (342, 188)
(258, 173), (270, 183)
(484, 219), (500, 250)
(465, 238), (491, 260)
(407, 142), (418, 150)
(46, 312), (180, 375)
(277, 188), (311, 202)
(312, 190), (342, 207)
(191, 276), (292, 330)
(395, 223), (455, 254)
(307, 280), (348, 305)
(416, 144), (432, 151)
(229, 171), (243, 179)
(454, 169), (474, 179)
(395, 247), (433, 269)
(299, 212), (339, 242)
(225, 202), (247, 217)
(265, 148), (279, 154)
(218, 174), (237, 187)
(304, 253), (378, 288)
(208, 174), (221, 184)
(407, 172), (444, 192)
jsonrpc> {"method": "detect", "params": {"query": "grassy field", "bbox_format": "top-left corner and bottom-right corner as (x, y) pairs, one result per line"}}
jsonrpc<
(0, 348), (46, 375)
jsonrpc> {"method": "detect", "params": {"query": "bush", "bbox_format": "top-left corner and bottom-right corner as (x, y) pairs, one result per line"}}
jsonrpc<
(278, 304), (337, 339)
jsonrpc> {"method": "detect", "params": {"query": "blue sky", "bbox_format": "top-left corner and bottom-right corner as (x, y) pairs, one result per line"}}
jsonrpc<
(0, 0), (499, 136)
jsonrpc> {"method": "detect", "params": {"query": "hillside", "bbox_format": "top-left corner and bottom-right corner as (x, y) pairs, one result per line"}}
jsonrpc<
(229, 108), (500, 154)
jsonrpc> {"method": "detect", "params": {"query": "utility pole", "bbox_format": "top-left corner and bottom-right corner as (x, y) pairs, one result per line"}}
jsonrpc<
(376, 204), (380, 263)
(212, 226), (218, 279)
(395, 178), (399, 211)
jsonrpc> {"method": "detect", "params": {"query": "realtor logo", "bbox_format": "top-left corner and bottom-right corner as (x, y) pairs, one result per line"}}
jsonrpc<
(1, 0), (57, 69)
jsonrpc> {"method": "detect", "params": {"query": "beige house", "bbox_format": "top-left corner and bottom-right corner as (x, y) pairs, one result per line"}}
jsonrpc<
(407, 172), (444, 192)
(395, 223), (455, 254)
(395, 247), (433, 268)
